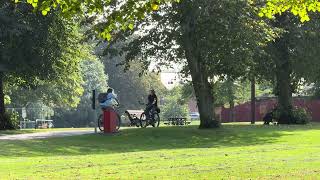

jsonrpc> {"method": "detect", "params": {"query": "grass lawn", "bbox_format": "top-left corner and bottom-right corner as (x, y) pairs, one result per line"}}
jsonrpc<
(0, 128), (92, 136)
(0, 123), (320, 179)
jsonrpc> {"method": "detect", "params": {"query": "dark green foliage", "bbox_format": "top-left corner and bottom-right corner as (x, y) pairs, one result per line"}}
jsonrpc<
(103, 0), (277, 129)
(0, 111), (19, 130)
(52, 108), (96, 128)
(258, 14), (320, 123)
(0, 1), (94, 129)
(291, 107), (311, 125)
(265, 106), (311, 125)
(51, 59), (108, 128)
(161, 86), (189, 120)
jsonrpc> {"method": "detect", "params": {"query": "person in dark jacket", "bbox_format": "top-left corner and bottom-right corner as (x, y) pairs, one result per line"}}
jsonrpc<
(146, 89), (158, 118)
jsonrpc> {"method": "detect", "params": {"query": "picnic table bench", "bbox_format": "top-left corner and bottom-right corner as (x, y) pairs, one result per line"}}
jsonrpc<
(164, 117), (191, 126)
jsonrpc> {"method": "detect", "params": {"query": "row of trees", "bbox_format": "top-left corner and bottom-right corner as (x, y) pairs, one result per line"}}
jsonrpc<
(107, 1), (320, 127)
(1, 0), (166, 128)
(10, 0), (320, 129)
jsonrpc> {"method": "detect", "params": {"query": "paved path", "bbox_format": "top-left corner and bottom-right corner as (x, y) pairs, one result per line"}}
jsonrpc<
(0, 130), (94, 140)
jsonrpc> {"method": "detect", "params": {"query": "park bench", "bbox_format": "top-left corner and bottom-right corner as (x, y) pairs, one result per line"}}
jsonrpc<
(125, 110), (144, 119)
(164, 117), (191, 126)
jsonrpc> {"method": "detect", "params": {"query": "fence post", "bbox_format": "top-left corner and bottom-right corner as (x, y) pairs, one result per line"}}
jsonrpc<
(251, 77), (256, 124)
(92, 90), (97, 133)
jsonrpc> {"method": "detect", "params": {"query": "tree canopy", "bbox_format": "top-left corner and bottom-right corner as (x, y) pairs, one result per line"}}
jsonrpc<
(101, 0), (278, 128)
(0, 1), (92, 129)
(17, 0), (180, 40)
(16, 0), (320, 41)
(260, 0), (320, 22)
(8, 0), (320, 128)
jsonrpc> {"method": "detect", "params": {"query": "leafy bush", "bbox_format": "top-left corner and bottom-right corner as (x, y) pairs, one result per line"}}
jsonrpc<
(291, 107), (311, 125)
(161, 87), (189, 120)
(0, 111), (20, 130)
(161, 98), (189, 120)
(264, 106), (310, 125)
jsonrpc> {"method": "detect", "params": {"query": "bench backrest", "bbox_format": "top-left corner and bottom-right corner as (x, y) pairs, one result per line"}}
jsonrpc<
(125, 110), (144, 119)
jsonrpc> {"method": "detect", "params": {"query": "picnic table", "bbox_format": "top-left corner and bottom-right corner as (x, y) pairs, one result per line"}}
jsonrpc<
(164, 117), (191, 126)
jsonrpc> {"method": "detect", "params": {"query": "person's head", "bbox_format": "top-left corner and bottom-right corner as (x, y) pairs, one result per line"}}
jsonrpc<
(107, 88), (113, 94)
(150, 89), (155, 95)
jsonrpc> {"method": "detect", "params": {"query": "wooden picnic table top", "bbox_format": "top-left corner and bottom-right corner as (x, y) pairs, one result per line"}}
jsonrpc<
(168, 117), (187, 120)
(165, 117), (191, 126)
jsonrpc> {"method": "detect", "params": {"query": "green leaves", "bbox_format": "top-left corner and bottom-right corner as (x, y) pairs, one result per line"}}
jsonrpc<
(26, 0), (38, 8)
(14, 0), (181, 41)
(41, 7), (50, 16)
(4, 95), (11, 105)
(128, 23), (134, 30)
(161, 86), (189, 120)
(260, 0), (320, 23)
(101, 31), (112, 41)
(1, 3), (91, 108)
(151, 3), (160, 11)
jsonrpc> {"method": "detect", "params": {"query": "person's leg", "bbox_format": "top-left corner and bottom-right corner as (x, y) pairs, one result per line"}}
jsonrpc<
(145, 104), (152, 119)
(150, 105), (156, 119)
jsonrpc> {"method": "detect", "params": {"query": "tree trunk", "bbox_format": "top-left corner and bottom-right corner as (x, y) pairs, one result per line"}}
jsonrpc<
(276, 59), (293, 124)
(273, 15), (293, 124)
(179, 1), (220, 129)
(184, 43), (219, 128)
(251, 77), (256, 124)
(229, 101), (235, 122)
(190, 62), (220, 129)
(0, 71), (7, 130)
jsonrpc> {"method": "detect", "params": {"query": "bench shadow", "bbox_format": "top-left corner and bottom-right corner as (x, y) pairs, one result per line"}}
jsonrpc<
(1, 123), (319, 157)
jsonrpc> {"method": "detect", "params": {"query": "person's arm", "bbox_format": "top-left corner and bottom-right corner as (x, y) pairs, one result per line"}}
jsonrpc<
(112, 94), (120, 105)
(153, 95), (158, 105)
(115, 98), (120, 105)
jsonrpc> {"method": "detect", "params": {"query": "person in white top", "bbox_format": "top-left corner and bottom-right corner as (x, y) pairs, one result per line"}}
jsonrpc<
(100, 88), (119, 109)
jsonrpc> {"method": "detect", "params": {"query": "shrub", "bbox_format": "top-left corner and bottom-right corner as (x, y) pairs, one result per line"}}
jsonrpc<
(0, 111), (20, 130)
(291, 107), (311, 125)
(265, 106), (311, 125)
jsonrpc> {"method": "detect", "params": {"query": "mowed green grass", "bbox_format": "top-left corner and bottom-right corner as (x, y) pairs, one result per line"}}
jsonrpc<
(0, 123), (320, 179)
(0, 128), (92, 136)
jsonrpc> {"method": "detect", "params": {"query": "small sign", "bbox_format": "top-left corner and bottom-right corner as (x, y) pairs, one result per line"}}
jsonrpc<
(22, 108), (27, 119)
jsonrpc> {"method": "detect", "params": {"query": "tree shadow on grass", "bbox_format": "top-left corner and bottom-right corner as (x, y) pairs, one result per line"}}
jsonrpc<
(0, 123), (319, 157)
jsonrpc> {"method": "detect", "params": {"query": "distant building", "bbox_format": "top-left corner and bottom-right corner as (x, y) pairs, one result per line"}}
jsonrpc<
(160, 72), (181, 90)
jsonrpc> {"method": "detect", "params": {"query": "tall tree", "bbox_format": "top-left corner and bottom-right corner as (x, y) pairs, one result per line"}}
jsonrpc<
(0, 2), (87, 129)
(103, 0), (276, 128)
(253, 12), (320, 124)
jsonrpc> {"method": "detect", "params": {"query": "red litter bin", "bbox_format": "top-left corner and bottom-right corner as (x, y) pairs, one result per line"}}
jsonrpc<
(103, 107), (119, 133)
